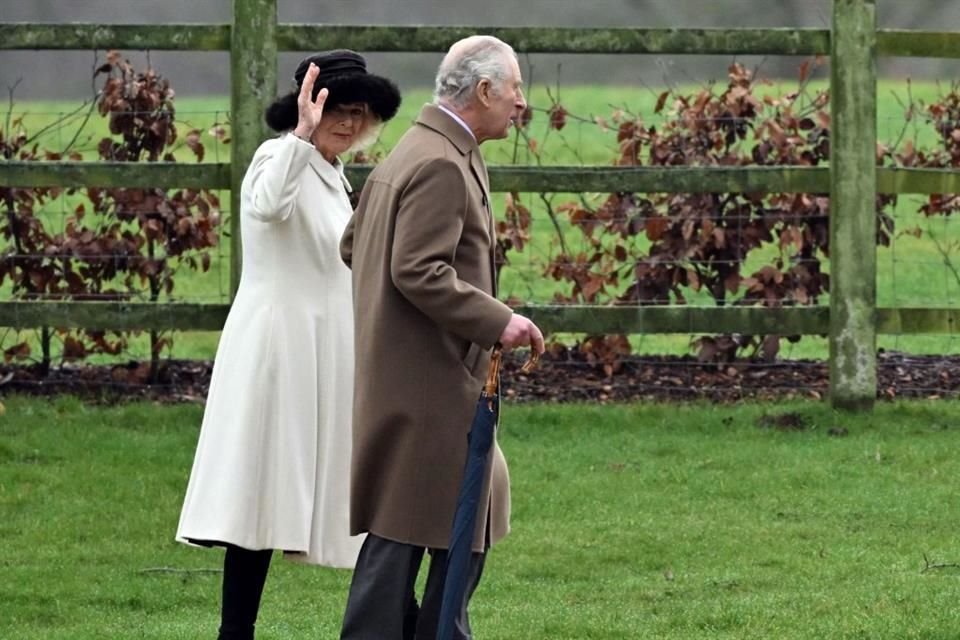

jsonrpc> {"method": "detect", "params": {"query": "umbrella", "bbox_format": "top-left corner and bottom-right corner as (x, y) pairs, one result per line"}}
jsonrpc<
(436, 346), (538, 640)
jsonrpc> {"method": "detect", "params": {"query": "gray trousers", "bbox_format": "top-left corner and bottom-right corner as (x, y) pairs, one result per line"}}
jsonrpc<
(340, 533), (486, 640)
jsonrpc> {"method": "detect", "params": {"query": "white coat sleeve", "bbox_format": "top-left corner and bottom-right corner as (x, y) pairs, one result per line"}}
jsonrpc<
(243, 135), (315, 223)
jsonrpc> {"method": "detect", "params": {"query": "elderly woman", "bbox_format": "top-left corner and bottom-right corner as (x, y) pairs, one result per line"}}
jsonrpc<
(176, 50), (400, 639)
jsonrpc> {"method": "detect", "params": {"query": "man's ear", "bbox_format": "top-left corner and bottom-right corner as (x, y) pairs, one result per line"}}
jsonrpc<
(476, 78), (493, 107)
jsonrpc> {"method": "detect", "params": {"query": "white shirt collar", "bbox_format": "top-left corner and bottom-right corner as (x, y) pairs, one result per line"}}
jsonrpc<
(437, 104), (476, 141)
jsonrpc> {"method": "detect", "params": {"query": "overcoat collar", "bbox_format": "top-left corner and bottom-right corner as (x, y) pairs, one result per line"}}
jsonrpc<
(415, 103), (498, 295)
(292, 134), (353, 194)
(415, 104), (490, 200)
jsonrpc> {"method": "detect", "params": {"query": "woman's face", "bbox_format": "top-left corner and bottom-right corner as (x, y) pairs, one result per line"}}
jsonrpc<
(313, 102), (368, 161)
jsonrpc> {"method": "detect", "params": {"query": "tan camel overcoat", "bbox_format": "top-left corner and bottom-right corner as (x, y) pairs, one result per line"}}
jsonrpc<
(340, 104), (513, 551)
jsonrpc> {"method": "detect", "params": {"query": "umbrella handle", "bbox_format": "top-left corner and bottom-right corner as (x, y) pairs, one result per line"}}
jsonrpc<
(483, 348), (502, 396)
(520, 349), (540, 374)
(484, 346), (540, 396)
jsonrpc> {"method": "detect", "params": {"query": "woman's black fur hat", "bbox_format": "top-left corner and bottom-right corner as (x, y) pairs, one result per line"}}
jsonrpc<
(265, 49), (401, 132)
(292, 49), (401, 122)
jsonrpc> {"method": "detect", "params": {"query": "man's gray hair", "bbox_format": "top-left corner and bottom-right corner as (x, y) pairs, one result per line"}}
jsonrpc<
(433, 36), (517, 108)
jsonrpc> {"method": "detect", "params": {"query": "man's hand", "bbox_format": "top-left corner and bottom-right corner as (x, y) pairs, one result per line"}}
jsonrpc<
(498, 313), (545, 355)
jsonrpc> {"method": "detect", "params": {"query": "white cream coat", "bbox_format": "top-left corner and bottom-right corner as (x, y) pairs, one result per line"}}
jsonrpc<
(176, 134), (363, 567)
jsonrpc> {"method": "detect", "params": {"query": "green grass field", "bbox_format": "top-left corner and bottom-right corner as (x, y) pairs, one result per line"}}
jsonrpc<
(3, 396), (960, 638)
(5, 79), (960, 362)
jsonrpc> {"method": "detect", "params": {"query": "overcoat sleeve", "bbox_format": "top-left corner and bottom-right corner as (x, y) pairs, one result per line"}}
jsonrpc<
(244, 135), (315, 223)
(390, 158), (512, 348)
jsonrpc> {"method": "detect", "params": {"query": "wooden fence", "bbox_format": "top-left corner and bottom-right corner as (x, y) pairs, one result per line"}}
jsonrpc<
(2, 0), (960, 409)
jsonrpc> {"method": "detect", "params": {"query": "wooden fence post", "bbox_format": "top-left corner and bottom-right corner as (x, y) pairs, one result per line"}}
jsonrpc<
(830, 0), (878, 410)
(230, 0), (277, 299)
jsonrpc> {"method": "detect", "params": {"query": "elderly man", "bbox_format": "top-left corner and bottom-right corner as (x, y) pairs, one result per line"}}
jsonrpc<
(339, 35), (545, 640)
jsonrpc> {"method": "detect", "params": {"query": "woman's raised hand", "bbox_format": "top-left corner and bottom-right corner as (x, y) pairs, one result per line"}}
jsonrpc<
(292, 63), (328, 141)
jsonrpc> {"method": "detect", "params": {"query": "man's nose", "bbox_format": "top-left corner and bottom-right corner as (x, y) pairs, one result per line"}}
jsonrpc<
(515, 90), (527, 111)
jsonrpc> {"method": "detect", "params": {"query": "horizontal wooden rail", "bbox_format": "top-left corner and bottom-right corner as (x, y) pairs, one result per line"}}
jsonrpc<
(0, 162), (231, 190)
(877, 30), (960, 59)
(515, 305), (830, 335)
(279, 26), (830, 55)
(0, 24), (230, 50)
(0, 302), (955, 336)
(345, 165), (832, 194)
(0, 24), (832, 55)
(875, 308), (960, 334)
(0, 302), (229, 331)
(876, 168), (960, 195)
(4, 24), (957, 60)
(8, 163), (958, 196)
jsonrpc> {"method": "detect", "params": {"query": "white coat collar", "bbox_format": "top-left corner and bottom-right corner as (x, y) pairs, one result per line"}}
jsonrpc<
(291, 133), (353, 194)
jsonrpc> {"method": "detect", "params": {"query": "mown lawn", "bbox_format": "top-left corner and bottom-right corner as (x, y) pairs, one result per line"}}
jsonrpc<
(2, 396), (960, 638)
